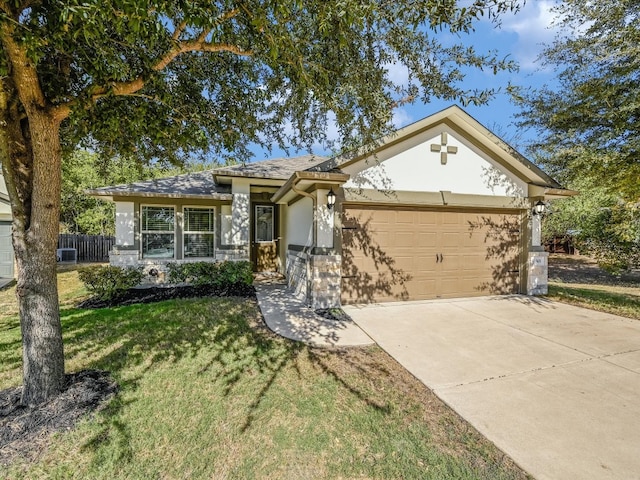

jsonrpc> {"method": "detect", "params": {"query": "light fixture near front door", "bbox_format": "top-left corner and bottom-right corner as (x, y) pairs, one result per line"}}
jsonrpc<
(327, 188), (336, 210)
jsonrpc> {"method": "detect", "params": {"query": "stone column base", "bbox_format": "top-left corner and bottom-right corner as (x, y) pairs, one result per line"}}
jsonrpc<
(286, 249), (342, 309)
(308, 254), (341, 309)
(527, 251), (549, 295)
(109, 248), (139, 267)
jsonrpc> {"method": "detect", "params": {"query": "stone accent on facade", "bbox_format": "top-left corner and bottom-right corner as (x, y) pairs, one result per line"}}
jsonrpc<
(308, 254), (341, 309)
(109, 248), (139, 268)
(286, 248), (309, 303)
(286, 249), (342, 309)
(527, 250), (549, 295)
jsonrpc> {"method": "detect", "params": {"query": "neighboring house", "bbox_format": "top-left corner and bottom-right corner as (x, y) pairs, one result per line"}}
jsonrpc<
(88, 106), (575, 308)
(0, 170), (15, 279)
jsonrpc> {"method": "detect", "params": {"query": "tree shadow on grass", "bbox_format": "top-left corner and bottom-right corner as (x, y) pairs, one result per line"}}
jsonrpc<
(58, 297), (288, 461)
(30, 295), (412, 469)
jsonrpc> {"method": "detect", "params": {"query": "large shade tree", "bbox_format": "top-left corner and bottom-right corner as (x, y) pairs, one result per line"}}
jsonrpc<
(0, 0), (520, 405)
(514, 0), (640, 269)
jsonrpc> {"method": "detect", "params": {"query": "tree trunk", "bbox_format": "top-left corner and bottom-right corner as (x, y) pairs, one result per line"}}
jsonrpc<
(1, 18), (68, 407)
(12, 111), (65, 406)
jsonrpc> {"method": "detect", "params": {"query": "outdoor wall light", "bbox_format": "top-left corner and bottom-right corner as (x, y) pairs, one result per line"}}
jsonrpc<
(327, 188), (336, 210)
(532, 200), (546, 216)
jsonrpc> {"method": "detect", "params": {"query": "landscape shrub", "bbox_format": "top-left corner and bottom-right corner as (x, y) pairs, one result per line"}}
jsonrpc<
(78, 265), (144, 300)
(166, 261), (253, 288)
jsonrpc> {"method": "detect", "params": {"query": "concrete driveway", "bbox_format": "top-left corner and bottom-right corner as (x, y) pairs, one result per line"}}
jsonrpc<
(343, 296), (640, 480)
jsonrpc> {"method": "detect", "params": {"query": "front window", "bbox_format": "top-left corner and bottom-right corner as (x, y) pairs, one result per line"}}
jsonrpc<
(255, 205), (274, 242)
(184, 207), (215, 258)
(141, 206), (175, 259)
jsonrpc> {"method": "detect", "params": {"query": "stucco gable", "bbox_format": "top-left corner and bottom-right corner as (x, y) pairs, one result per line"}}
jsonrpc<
(314, 105), (565, 198)
(342, 124), (528, 197)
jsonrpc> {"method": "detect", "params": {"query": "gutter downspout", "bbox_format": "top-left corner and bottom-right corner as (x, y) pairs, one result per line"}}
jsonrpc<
(290, 181), (318, 308)
(290, 182), (317, 249)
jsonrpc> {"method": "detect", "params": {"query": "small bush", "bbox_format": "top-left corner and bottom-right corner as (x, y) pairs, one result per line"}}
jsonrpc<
(78, 265), (144, 300)
(166, 261), (253, 288)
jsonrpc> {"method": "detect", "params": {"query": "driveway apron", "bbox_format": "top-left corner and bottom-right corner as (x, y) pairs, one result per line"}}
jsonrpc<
(344, 296), (640, 480)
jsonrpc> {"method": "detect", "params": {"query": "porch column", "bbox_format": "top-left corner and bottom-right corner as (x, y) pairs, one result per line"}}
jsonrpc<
(307, 188), (341, 309)
(315, 188), (334, 249)
(527, 207), (549, 296)
(115, 201), (135, 247)
(531, 213), (542, 248)
(110, 201), (139, 267)
(231, 179), (250, 254)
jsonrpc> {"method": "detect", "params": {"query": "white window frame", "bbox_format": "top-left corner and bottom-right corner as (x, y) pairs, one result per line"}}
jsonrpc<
(255, 204), (275, 243)
(183, 206), (216, 259)
(140, 204), (176, 260)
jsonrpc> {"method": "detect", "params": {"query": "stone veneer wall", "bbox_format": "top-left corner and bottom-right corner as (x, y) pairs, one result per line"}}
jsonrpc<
(109, 247), (248, 284)
(308, 254), (341, 309)
(527, 250), (549, 295)
(286, 248), (342, 309)
(286, 249), (309, 302)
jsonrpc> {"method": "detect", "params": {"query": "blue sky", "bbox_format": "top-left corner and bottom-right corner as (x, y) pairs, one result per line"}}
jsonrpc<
(394, 0), (561, 150)
(251, 0), (562, 160)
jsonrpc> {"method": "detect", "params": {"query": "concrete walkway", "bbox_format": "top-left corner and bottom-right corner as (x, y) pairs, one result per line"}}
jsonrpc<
(344, 296), (640, 480)
(254, 282), (374, 347)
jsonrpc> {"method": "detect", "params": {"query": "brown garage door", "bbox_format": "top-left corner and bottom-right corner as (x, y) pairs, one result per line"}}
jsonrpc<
(341, 206), (522, 304)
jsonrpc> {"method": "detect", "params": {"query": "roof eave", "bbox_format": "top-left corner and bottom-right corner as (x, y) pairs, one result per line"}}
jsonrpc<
(271, 171), (350, 204)
(85, 190), (233, 201)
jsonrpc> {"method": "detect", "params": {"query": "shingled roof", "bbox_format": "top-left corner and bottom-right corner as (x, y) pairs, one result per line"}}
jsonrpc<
(87, 154), (330, 199)
(86, 170), (231, 199)
(212, 154), (328, 181)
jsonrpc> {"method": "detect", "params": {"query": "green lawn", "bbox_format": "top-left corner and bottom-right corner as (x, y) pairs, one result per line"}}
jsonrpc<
(547, 283), (640, 320)
(1, 269), (528, 480)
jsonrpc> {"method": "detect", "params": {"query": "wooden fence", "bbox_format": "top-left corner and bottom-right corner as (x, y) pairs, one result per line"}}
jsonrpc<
(58, 234), (115, 263)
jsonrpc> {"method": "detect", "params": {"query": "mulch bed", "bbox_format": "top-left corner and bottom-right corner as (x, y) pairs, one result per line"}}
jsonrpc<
(0, 370), (118, 466)
(314, 307), (353, 322)
(77, 282), (256, 309)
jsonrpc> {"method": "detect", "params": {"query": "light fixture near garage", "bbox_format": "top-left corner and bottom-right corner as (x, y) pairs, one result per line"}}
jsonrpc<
(327, 188), (336, 210)
(532, 200), (546, 216)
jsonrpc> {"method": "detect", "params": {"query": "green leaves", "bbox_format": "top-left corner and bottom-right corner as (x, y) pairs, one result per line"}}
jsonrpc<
(515, 0), (640, 200)
(4, 1), (519, 163)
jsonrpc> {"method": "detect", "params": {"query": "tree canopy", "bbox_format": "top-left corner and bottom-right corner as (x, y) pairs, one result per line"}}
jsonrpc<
(0, 0), (522, 405)
(514, 0), (640, 271)
(515, 0), (640, 199)
(7, 0), (519, 165)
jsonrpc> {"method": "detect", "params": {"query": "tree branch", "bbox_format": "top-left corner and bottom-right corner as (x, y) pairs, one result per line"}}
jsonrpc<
(89, 41), (252, 101)
(0, 21), (49, 115)
(53, 9), (250, 116)
(172, 21), (187, 41)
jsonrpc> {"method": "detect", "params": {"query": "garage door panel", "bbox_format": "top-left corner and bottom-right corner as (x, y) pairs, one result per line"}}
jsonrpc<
(418, 211), (438, 225)
(341, 206), (522, 304)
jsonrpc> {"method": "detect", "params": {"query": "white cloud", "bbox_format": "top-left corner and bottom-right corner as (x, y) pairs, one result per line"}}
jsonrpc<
(498, 0), (560, 70)
(392, 107), (413, 129)
(384, 61), (410, 87)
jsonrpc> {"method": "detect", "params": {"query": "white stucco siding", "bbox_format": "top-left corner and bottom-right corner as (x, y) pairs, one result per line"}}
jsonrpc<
(343, 126), (527, 197)
(0, 174), (10, 220)
(315, 189), (334, 249)
(231, 178), (250, 246)
(115, 201), (135, 246)
(286, 196), (313, 247)
(0, 202), (10, 219)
